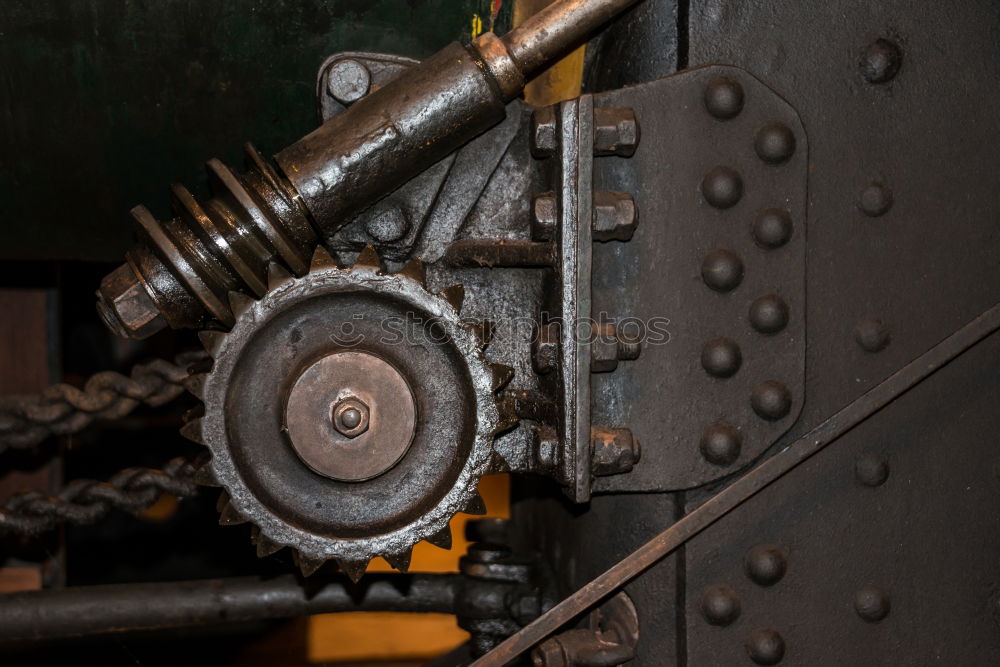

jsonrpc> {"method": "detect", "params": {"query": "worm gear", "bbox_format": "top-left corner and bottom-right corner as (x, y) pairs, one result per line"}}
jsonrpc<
(181, 245), (515, 581)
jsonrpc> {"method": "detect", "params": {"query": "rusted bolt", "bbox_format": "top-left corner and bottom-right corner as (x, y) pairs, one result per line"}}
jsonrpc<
(592, 191), (638, 242)
(531, 425), (561, 474)
(590, 426), (640, 476)
(532, 192), (558, 241)
(591, 322), (641, 373)
(96, 263), (166, 340)
(327, 59), (372, 105)
(533, 322), (560, 374)
(331, 396), (370, 439)
(594, 107), (639, 157)
(531, 105), (558, 158)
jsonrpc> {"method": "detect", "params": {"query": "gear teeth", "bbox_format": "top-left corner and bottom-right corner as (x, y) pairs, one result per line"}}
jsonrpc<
(198, 330), (226, 358)
(438, 284), (465, 312)
(293, 551), (327, 578)
(179, 418), (204, 444)
(254, 535), (283, 558)
(490, 363), (515, 392)
(266, 262), (294, 290)
(338, 557), (369, 583)
(310, 244), (337, 271)
(398, 257), (426, 285)
(227, 291), (255, 319)
(353, 244), (382, 271)
(384, 549), (413, 573)
(183, 374), (207, 400)
(193, 463), (220, 487)
(462, 491), (488, 516)
(218, 500), (248, 526)
(426, 525), (453, 550)
(472, 321), (495, 349)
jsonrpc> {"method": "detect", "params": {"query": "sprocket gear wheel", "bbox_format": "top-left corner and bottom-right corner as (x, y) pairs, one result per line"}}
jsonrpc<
(180, 245), (515, 580)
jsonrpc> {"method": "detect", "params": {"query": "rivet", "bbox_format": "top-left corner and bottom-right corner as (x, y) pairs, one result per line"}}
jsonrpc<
(749, 294), (789, 334)
(751, 381), (792, 421)
(854, 586), (891, 622)
(855, 453), (889, 487)
(701, 585), (741, 626)
(745, 544), (788, 586)
(701, 249), (744, 292)
(701, 337), (743, 378)
(858, 181), (893, 217)
(753, 209), (793, 248)
(745, 628), (785, 665)
(700, 424), (742, 466)
(704, 76), (745, 119)
(365, 206), (411, 243)
(855, 318), (891, 352)
(860, 38), (902, 84)
(702, 166), (744, 209)
(754, 123), (796, 164)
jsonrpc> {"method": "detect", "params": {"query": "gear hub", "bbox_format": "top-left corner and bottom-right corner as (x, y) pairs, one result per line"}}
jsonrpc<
(182, 245), (514, 580)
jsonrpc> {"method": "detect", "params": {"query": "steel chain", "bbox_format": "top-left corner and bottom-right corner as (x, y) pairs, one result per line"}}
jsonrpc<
(0, 457), (199, 536)
(0, 351), (207, 451)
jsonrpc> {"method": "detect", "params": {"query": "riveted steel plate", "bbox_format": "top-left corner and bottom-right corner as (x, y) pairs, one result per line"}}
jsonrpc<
(590, 65), (808, 492)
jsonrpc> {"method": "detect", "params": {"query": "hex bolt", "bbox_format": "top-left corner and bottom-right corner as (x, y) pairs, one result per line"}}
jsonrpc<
(531, 105), (558, 158)
(592, 191), (638, 242)
(531, 425), (562, 473)
(331, 396), (370, 439)
(532, 192), (558, 241)
(327, 59), (372, 105)
(593, 107), (639, 157)
(591, 322), (642, 372)
(590, 426), (640, 476)
(96, 263), (167, 339)
(533, 322), (561, 374)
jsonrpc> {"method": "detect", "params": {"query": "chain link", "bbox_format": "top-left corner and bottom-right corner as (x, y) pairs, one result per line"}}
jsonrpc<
(0, 457), (199, 536)
(0, 351), (207, 451)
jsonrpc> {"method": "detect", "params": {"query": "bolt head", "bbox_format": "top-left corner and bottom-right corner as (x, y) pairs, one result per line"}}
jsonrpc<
(531, 106), (558, 158)
(594, 107), (639, 157)
(331, 396), (370, 438)
(592, 191), (638, 242)
(97, 263), (166, 339)
(532, 193), (558, 241)
(327, 59), (372, 105)
(532, 323), (560, 374)
(591, 322), (620, 373)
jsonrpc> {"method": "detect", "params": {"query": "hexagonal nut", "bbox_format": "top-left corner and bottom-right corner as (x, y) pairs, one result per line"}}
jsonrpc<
(592, 191), (638, 242)
(532, 639), (569, 667)
(594, 107), (639, 157)
(591, 322), (620, 373)
(531, 105), (558, 158)
(531, 192), (557, 241)
(531, 425), (561, 473)
(532, 322), (560, 374)
(590, 426), (640, 476)
(332, 396), (370, 438)
(97, 264), (166, 339)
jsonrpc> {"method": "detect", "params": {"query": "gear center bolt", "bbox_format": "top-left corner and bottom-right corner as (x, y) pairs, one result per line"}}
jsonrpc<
(285, 351), (416, 482)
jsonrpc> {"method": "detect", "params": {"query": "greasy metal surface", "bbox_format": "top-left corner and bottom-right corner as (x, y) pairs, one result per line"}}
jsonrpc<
(192, 252), (503, 574)
(0, 0), (510, 261)
(590, 65), (807, 492)
(477, 299), (1000, 666)
(0, 573), (462, 641)
(285, 351), (416, 481)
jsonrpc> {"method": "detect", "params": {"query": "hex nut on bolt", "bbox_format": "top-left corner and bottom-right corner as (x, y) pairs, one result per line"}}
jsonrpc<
(593, 107), (639, 157)
(590, 426), (640, 476)
(96, 263), (167, 340)
(533, 322), (560, 374)
(591, 322), (641, 373)
(532, 192), (558, 241)
(531, 105), (558, 158)
(331, 396), (370, 439)
(592, 191), (638, 242)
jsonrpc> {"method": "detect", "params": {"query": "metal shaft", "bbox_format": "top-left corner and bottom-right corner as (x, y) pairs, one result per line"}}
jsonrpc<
(503, 0), (642, 80)
(0, 573), (461, 642)
(96, 0), (642, 339)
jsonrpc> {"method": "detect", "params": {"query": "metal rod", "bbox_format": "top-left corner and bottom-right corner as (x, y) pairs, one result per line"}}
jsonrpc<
(503, 0), (643, 80)
(0, 573), (461, 642)
(473, 300), (1000, 666)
